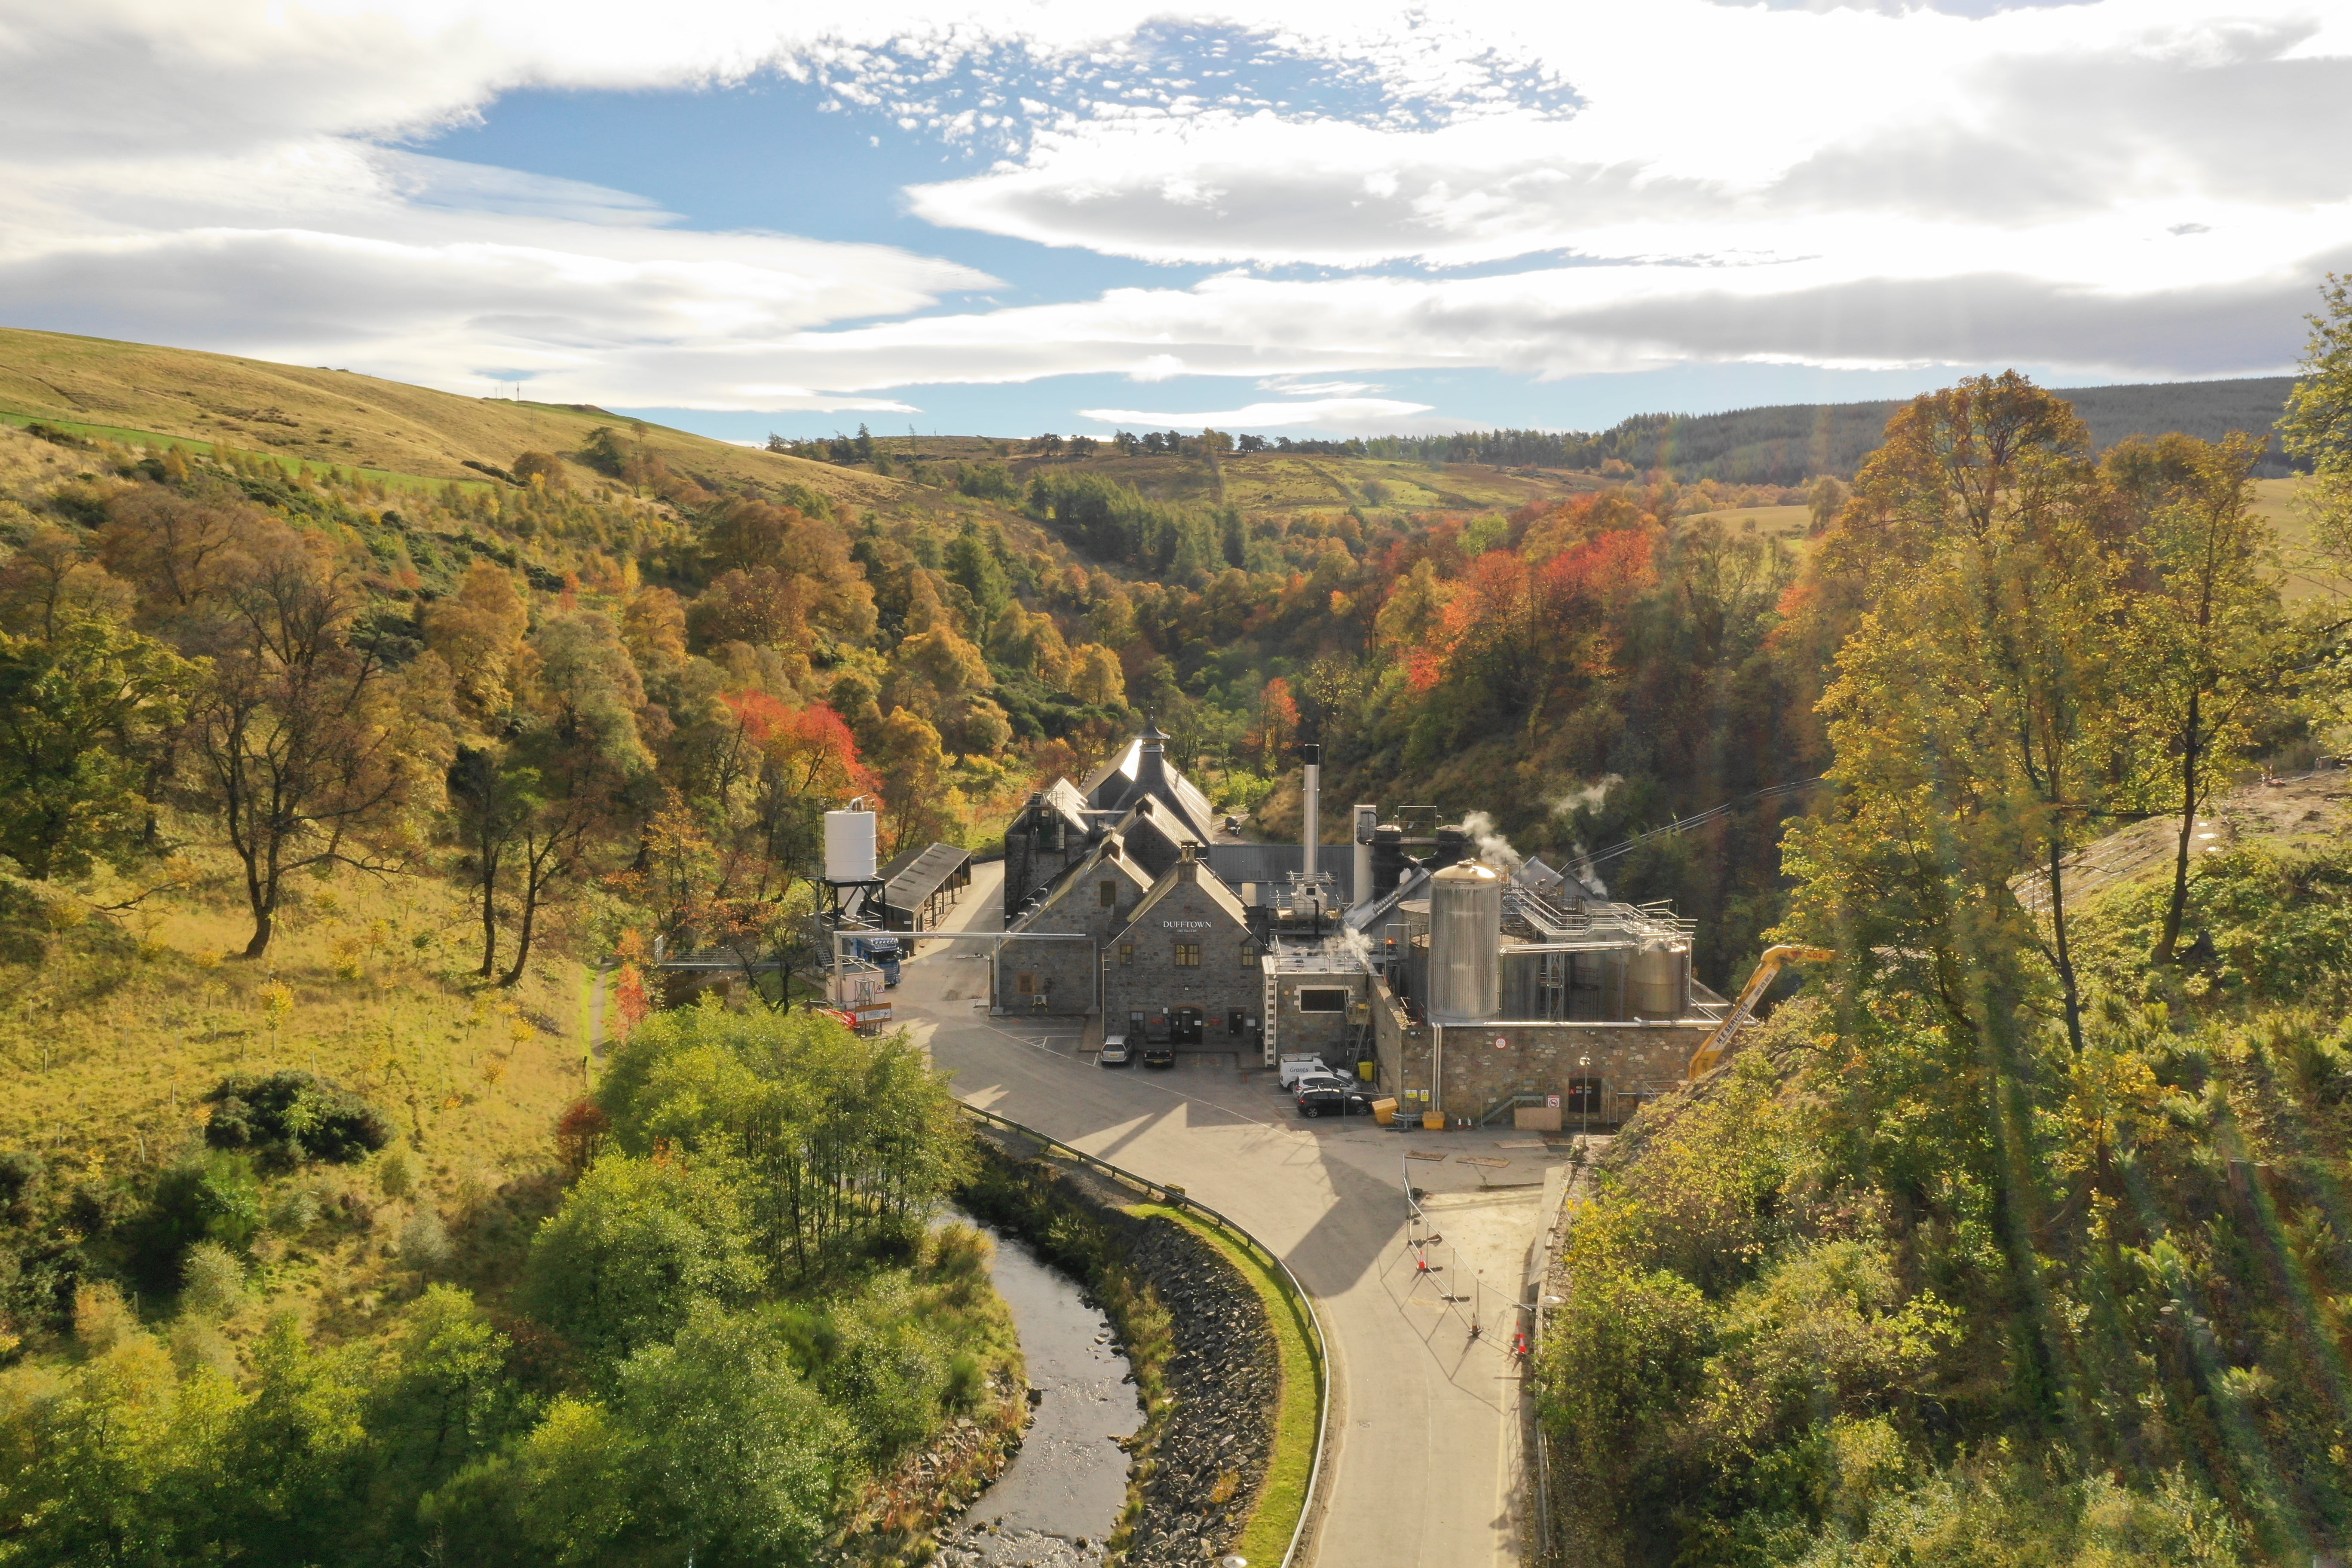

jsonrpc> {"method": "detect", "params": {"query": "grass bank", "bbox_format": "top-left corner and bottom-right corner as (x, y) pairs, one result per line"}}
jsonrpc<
(1129, 1202), (1322, 1567)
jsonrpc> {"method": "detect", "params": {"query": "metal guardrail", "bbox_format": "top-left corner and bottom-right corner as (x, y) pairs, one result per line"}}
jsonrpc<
(956, 1101), (1332, 1568)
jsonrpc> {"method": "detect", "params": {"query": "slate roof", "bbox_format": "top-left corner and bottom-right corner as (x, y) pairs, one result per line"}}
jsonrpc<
(1082, 737), (1219, 842)
(1008, 832), (1152, 934)
(1117, 854), (1255, 942)
(1203, 844), (1355, 903)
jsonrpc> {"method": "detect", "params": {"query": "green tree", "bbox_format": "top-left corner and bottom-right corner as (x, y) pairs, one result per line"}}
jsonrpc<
(612, 1302), (850, 1566)
(520, 1155), (760, 1374)
(942, 524), (1011, 625)
(0, 618), (194, 880)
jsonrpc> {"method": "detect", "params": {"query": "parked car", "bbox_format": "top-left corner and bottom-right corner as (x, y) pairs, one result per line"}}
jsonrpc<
(1099, 1033), (1131, 1066)
(1142, 1045), (1176, 1069)
(1288, 1070), (1354, 1096)
(1295, 1084), (1378, 1118)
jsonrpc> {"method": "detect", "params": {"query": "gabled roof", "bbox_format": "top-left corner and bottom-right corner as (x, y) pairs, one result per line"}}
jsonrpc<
(1117, 854), (1254, 942)
(1008, 832), (1151, 933)
(1116, 795), (1201, 846)
(1083, 736), (1219, 842)
(1039, 776), (1091, 831)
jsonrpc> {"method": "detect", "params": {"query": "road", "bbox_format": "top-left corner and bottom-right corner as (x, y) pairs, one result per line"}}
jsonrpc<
(891, 893), (1569, 1568)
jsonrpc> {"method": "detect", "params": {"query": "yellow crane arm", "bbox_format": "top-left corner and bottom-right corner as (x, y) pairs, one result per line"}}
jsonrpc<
(1686, 944), (1833, 1080)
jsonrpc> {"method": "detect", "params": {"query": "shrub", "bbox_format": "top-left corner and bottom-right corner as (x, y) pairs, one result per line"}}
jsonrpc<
(398, 1205), (451, 1270)
(203, 1071), (391, 1167)
(180, 1241), (247, 1320)
(128, 1154), (261, 1289)
(376, 1147), (413, 1200)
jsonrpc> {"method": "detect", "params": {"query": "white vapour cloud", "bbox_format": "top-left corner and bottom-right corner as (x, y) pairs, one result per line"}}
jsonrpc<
(0, 1), (2345, 409)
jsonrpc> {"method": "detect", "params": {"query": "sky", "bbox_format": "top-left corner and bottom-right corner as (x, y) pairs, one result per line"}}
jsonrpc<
(3, 1), (2348, 442)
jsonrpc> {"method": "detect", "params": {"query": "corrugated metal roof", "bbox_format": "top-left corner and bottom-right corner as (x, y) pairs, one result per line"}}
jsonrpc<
(884, 842), (971, 909)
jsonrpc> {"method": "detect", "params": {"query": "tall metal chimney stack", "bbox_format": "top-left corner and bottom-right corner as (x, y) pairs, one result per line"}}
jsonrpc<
(1299, 743), (1321, 880)
(1352, 804), (1378, 912)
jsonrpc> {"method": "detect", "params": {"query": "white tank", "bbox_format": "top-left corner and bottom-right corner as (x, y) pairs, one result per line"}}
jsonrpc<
(824, 809), (877, 882)
(1426, 862), (1501, 1025)
(1630, 938), (1690, 1020)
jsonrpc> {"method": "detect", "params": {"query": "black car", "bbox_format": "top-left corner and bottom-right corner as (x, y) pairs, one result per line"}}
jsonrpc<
(1142, 1045), (1176, 1069)
(1295, 1084), (1376, 1118)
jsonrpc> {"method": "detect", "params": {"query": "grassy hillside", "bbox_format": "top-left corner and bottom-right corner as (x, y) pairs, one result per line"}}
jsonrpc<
(1550, 376), (2301, 487)
(0, 326), (907, 511)
(1540, 775), (2352, 1566)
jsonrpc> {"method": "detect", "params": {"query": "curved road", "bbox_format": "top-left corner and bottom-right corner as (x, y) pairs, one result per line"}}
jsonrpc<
(897, 876), (1568, 1568)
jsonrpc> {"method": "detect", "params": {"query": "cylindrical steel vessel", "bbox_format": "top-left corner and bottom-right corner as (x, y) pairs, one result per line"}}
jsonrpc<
(1426, 862), (1502, 1025)
(1630, 938), (1690, 1020)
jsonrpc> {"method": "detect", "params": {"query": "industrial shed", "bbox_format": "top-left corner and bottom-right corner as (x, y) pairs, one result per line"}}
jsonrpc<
(880, 842), (973, 931)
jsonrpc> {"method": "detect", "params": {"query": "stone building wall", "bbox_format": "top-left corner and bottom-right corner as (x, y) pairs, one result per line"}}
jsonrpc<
(1369, 974), (1706, 1124)
(1101, 872), (1261, 1044)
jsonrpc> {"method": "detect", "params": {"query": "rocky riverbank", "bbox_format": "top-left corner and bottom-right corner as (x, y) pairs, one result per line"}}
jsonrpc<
(956, 1130), (1286, 1568)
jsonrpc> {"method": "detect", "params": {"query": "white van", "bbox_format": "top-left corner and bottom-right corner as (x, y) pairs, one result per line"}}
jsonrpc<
(1278, 1054), (1344, 1089)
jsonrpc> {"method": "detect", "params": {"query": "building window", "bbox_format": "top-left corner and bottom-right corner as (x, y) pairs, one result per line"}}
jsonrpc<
(1099, 880), (1117, 906)
(1565, 1077), (1603, 1115)
(1298, 987), (1349, 1013)
(1173, 942), (1201, 968)
(1017, 973), (1036, 995)
(1119, 943), (1134, 966)
(1238, 942), (1257, 967)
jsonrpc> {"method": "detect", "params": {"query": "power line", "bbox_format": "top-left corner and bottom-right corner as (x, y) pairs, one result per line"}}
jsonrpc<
(1580, 776), (1826, 869)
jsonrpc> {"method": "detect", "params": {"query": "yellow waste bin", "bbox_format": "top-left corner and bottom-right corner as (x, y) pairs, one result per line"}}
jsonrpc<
(1371, 1097), (1398, 1126)
(1422, 1109), (1445, 1131)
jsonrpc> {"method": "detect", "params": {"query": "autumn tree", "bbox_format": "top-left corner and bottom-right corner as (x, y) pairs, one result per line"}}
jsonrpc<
(1786, 374), (2123, 1056)
(870, 707), (958, 856)
(1252, 677), (1300, 769)
(2282, 272), (2352, 572)
(2107, 432), (2288, 963)
(187, 525), (407, 957)
(422, 560), (531, 726)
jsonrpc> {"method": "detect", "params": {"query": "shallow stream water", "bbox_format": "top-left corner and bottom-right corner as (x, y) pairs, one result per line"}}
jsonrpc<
(936, 1228), (1143, 1567)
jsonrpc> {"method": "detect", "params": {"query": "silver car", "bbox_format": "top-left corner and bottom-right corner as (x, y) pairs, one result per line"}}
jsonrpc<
(1098, 1033), (1132, 1066)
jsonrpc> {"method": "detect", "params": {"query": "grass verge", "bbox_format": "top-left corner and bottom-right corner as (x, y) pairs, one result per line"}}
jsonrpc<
(1128, 1202), (1321, 1567)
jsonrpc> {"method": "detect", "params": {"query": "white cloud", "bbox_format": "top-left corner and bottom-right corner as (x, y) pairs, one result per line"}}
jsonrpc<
(0, 0), (2344, 412)
(906, 3), (2352, 270)
(1076, 395), (1459, 434)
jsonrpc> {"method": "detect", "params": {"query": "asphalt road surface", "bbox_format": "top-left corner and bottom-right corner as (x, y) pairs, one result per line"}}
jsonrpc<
(892, 903), (1568, 1568)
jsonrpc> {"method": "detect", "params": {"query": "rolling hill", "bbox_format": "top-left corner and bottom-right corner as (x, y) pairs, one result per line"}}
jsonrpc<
(0, 325), (908, 511)
(1573, 375), (2301, 485)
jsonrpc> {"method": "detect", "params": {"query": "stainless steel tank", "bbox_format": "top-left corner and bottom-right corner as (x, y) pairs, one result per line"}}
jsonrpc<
(1630, 938), (1690, 1020)
(1426, 862), (1502, 1025)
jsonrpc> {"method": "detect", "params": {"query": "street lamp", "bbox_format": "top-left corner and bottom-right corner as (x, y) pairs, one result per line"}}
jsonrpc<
(1577, 1054), (1592, 1145)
